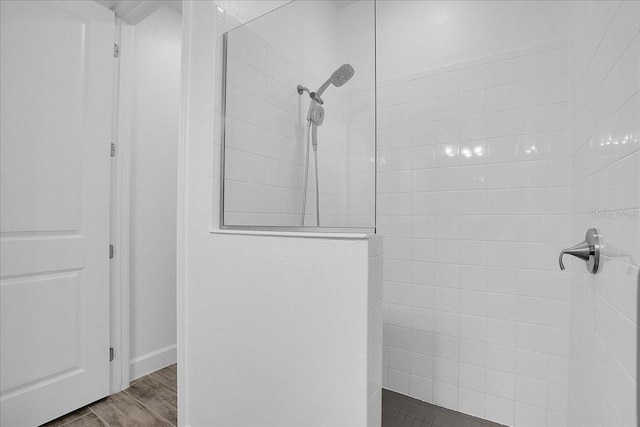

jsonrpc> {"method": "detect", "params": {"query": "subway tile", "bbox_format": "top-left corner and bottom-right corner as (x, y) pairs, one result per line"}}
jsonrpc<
(459, 65), (487, 92)
(411, 351), (434, 378)
(484, 59), (515, 88)
(433, 95), (459, 121)
(486, 343), (516, 373)
(370, 29), (638, 427)
(487, 136), (518, 163)
(515, 51), (546, 82)
(459, 90), (486, 117)
(485, 394), (515, 426)
(433, 380), (458, 410)
(459, 339), (487, 367)
(434, 357), (459, 385)
(433, 71), (459, 98)
(411, 76), (435, 101)
(409, 375), (433, 402)
(486, 85), (515, 112)
(433, 334), (460, 363)
(388, 369), (411, 395)
(388, 347), (411, 372)
(458, 387), (486, 419)
(515, 402), (546, 427)
(411, 99), (434, 124)
(514, 78), (547, 109)
(486, 369), (515, 400)
(411, 329), (435, 355)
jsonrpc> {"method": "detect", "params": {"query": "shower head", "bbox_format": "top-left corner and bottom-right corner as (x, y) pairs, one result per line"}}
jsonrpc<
(310, 105), (325, 126)
(329, 63), (355, 87)
(315, 64), (355, 97)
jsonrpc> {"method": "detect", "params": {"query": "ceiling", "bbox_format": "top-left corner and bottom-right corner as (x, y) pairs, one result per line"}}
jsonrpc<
(95, 0), (360, 25)
(95, 0), (182, 24)
(334, 1), (359, 9)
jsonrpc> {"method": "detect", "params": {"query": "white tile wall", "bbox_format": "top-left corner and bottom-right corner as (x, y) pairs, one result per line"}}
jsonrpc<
(378, 41), (573, 426)
(567, 1), (639, 426)
(218, 1), (377, 229)
(223, 22), (347, 227)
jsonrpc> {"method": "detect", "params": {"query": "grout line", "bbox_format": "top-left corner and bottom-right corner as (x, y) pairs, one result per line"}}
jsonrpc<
(572, 87), (640, 154)
(147, 371), (178, 392)
(54, 412), (92, 427)
(122, 389), (176, 427)
(87, 407), (111, 427)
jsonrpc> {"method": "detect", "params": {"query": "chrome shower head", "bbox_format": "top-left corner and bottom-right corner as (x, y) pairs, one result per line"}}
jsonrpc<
(315, 64), (355, 97)
(329, 64), (355, 87)
(310, 105), (325, 126)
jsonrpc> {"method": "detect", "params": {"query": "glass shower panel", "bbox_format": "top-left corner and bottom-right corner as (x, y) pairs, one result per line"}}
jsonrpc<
(221, 0), (376, 231)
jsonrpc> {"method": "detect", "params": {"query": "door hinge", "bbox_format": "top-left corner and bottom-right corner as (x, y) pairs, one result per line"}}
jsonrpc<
(109, 347), (115, 362)
(111, 142), (116, 157)
(109, 244), (114, 259)
(114, 43), (119, 58)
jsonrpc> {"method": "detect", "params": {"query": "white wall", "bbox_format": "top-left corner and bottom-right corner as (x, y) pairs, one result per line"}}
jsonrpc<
(178, 2), (638, 426)
(377, 41), (572, 427)
(567, 2), (639, 426)
(222, 1), (347, 227)
(183, 232), (381, 427)
(375, 2), (574, 426)
(129, 6), (181, 379)
(376, 1), (571, 81)
(178, 2), (381, 425)
(221, 1), (377, 228)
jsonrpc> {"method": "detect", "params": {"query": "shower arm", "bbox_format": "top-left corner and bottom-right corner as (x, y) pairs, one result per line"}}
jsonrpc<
(297, 85), (324, 105)
(314, 79), (332, 98)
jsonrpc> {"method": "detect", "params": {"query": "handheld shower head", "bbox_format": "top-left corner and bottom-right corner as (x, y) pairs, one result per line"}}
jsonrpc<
(330, 63), (355, 87)
(315, 64), (355, 97)
(310, 105), (325, 126)
(310, 105), (325, 151)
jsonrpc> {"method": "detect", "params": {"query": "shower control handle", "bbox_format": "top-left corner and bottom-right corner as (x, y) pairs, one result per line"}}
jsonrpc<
(558, 228), (601, 274)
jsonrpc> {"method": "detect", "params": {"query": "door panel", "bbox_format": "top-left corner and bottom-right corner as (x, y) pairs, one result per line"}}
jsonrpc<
(0, 1), (114, 425)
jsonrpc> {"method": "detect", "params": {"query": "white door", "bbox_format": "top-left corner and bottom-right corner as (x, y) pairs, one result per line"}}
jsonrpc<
(0, 1), (114, 425)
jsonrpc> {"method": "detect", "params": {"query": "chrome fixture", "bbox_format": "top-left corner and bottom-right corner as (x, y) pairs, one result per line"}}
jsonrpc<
(310, 104), (325, 151)
(314, 64), (355, 97)
(297, 84), (324, 104)
(559, 228), (602, 274)
(299, 64), (355, 227)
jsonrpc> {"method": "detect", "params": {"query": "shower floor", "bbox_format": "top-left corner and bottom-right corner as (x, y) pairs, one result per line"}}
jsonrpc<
(382, 390), (505, 427)
(43, 365), (503, 427)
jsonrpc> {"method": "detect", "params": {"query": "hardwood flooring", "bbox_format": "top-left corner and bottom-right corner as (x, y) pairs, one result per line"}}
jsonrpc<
(44, 364), (505, 427)
(42, 365), (177, 427)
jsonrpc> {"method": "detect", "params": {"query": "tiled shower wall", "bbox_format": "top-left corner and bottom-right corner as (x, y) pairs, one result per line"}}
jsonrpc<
(567, 1), (639, 426)
(378, 41), (573, 426)
(223, 21), (347, 226)
(219, 1), (377, 230)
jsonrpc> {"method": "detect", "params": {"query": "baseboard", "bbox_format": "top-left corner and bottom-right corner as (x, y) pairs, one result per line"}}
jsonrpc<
(129, 344), (177, 381)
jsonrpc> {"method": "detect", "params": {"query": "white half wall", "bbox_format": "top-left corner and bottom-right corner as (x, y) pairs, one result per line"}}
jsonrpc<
(178, 2), (383, 425)
(129, 6), (181, 379)
(184, 233), (382, 426)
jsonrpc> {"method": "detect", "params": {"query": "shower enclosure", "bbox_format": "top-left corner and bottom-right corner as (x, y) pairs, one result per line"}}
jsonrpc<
(220, 0), (376, 232)
(187, 1), (639, 426)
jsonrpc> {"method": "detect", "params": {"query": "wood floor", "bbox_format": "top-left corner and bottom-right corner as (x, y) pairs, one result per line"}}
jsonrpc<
(42, 364), (177, 427)
(43, 364), (504, 427)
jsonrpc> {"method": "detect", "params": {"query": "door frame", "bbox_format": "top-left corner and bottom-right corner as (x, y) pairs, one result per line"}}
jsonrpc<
(109, 18), (134, 394)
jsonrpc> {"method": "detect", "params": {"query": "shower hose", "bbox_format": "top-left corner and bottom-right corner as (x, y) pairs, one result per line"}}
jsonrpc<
(301, 122), (320, 227)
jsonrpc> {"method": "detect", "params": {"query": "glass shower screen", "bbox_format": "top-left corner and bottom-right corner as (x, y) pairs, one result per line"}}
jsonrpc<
(220, 0), (376, 232)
